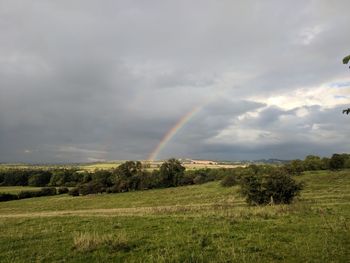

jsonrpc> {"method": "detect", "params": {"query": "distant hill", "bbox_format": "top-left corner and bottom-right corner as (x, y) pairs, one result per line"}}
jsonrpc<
(250, 159), (290, 164)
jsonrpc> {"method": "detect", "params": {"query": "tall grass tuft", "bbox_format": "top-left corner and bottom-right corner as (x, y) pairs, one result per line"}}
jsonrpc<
(73, 231), (131, 252)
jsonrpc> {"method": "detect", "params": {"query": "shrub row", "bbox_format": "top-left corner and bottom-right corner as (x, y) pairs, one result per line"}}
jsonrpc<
(0, 193), (18, 202)
(67, 159), (232, 196)
(0, 169), (80, 187)
(17, 187), (57, 199)
(0, 187), (70, 202)
(1, 153), (348, 202)
(1, 153), (348, 189)
(283, 153), (350, 175)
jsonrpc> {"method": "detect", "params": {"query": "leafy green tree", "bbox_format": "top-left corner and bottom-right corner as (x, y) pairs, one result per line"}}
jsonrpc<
(220, 174), (238, 187)
(320, 157), (330, 170)
(192, 169), (213, 184)
(0, 170), (30, 186)
(240, 170), (303, 205)
(329, 154), (345, 170)
(49, 171), (65, 186)
(28, 172), (51, 187)
(284, 160), (304, 175)
(91, 170), (113, 187)
(342, 55), (350, 114)
(49, 169), (80, 186)
(240, 174), (266, 205)
(343, 108), (350, 115)
(78, 181), (105, 195)
(303, 155), (322, 171)
(113, 161), (145, 192)
(159, 158), (185, 187)
(343, 55), (350, 67)
(115, 161), (142, 179)
(291, 159), (304, 174)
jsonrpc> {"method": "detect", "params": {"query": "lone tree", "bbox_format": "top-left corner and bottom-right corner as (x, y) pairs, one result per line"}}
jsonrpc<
(240, 170), (303, 205)
(159, 158), (185, 187)
(342, 55), (350, 115)
(329, 154), (345, 170)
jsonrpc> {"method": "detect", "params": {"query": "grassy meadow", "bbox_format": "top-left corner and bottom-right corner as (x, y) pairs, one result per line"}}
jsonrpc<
(0, 186), (42, 194)
(0, 162), (122, 172)
(0, 170), (349, 262)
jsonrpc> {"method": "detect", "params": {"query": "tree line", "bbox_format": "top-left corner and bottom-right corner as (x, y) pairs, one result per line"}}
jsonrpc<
(0, 158), (232, 189)
(0, 153), (349, 204)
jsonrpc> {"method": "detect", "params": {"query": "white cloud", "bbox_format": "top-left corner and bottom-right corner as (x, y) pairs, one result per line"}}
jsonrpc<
(249, 79), (350, 110)
(296, 25), (325, 45)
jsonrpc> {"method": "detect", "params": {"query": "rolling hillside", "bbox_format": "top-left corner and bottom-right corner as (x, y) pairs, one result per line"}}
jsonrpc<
(0, 170), (349, 262)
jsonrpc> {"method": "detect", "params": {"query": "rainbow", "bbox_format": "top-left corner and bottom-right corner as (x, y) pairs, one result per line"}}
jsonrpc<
(148, 105), (202, 161)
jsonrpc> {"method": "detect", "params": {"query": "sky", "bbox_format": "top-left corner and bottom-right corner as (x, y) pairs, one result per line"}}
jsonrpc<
(0, 0), (350, 163)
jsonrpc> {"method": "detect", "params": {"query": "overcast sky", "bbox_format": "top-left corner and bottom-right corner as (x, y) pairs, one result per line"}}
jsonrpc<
(0, 0), (349, 163)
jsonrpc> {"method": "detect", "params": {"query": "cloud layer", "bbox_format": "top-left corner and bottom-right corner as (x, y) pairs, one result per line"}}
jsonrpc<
(0, 0), (349, 162)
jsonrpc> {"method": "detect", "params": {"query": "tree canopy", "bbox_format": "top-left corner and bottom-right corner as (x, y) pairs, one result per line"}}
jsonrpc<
(342, 55), (350, 115)
(343, 55), (350, 65)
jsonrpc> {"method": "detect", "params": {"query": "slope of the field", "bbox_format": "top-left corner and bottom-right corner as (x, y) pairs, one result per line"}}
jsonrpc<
(0, 170), (349, 262)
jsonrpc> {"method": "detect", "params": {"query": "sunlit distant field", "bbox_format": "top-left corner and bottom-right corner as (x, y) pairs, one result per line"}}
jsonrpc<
(183, 163), (246, 170)
(0, 161), (245, 172)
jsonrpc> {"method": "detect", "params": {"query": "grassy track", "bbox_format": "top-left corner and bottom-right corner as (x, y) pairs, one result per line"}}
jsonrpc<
(0, 170), (349, 262)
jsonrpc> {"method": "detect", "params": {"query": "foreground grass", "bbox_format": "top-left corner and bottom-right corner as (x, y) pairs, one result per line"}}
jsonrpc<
(0, 171), (349, 262)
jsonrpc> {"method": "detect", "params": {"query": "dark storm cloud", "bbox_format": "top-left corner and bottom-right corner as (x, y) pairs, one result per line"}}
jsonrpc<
(187, 104), (350, 160)
(0, 0), (349, 162)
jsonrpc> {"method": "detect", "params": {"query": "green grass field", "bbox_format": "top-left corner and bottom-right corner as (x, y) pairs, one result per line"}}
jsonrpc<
(0, 162), (122, 171)
(0, 170), (349, 262)
(0, 186), (42, 194)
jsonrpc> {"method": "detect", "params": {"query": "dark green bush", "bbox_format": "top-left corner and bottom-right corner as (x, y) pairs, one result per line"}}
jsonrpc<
(28, 172), (51, 187)
(0, 193), (18, 202)
(91, 170), (113, 187)
(220, 174), (238, 187)
(329, 154), (346, 170)
(17, 187), (57, 199)
(78, 181), (105, 195)
(39, 187), (57, 196)
(284, 160), (304, 175)
(0, 169), (31, 186)
(179, 172), (195, 185)
(303, 155), (323, 171)
(240, 171), (303, 205)
(106, 185), (120, 193)
(195, 169), (217, 184)
(68, 187), (80, 196)
(263, 173), (303, 204)
(113, 161), (146, 191)
(57, 187), (69, 194)
(49, 169), (81, 186)
(182, 168), (221, 185)
(159, 158), (185, 187)
(193, 175), (206, 184)
(18, 191), (40, 199)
